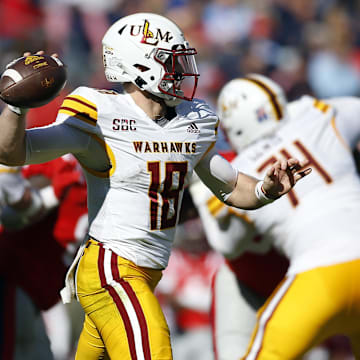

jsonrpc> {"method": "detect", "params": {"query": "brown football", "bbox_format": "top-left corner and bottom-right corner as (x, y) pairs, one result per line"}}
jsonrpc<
(0, 55), (67, 108)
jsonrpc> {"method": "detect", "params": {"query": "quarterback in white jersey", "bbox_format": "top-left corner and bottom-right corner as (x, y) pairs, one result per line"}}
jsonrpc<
(0, 13), (309, 360)
(197, 74), (360, 359)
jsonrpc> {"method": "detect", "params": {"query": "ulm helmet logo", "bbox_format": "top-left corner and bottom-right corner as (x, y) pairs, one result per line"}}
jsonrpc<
(124, 19), (174, 46)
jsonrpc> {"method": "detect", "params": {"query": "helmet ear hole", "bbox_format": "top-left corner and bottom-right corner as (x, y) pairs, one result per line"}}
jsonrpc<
(134, 64), (150, 72)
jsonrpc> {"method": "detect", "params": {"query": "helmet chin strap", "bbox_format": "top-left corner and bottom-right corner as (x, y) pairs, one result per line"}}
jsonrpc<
(161, 87), (184, 107)
(164, 96), (183, 107)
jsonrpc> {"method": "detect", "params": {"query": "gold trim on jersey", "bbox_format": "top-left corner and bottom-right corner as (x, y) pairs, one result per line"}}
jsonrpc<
(207, 195), (252, 223)
(0, 167), (20, 174)
(331, 116), (350, 152)
(79, 133), (116, 178)
(199, 141), (216, 162)
(228, 208), (253, 223)
(313, 99), (330, 113)
(215, 119), (219, 136)
(207, 195), (225, 217)
(59, 95), (98, 126)
(243, 77), (283, 121)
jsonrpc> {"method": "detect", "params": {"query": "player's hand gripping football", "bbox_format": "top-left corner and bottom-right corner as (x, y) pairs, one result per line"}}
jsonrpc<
(262, 158), (311, 199)
(0, 50), (65, 111)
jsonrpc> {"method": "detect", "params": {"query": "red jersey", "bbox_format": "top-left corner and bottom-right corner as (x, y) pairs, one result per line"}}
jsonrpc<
(22, 155), (88, 249)
(0, 156), (88, 310)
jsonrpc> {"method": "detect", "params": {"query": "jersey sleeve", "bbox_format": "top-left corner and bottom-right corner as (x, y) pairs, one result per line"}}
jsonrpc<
(24, 86), (101, 165)
(56, 86), (101, 135)
(194, 148), (238, 202)
(326, 97), (360, 150)
(25, 122), (91, 164)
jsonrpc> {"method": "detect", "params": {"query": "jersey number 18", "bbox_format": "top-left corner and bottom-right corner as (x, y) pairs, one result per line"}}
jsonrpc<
(147, 161), (188, 230)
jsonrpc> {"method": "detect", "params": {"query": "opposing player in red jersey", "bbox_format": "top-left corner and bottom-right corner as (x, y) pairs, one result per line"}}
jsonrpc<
(0, 163), (52, 360)
(0, 155), (88, 359)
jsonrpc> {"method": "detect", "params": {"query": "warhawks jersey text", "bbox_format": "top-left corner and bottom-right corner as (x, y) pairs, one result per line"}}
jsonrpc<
(132, 141), (197, 154)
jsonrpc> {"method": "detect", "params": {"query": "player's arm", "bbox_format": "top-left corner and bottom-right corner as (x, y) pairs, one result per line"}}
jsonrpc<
(195, 148), (310, 210)
(0, 50), (60, 165)
(0, 106), (92, 166)
(0, 106), (27, 165)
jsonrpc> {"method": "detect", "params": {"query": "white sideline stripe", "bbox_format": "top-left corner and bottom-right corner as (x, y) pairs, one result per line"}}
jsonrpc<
(103, 249), (145, 360)
(246, 275), (295, 360)
(2, 69), (23, 83)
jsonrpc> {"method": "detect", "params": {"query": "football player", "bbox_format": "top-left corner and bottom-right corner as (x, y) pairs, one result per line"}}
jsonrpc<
(192, 74), (360, 359)
(190, 165), (289, 360)
(21, 155), (88, 360)
(0, 13), (309, 360)
(0, 156), (87, 360)
(0, 165), (54, 359)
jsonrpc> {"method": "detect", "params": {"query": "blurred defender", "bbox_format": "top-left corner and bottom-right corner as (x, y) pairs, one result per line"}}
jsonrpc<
(0, 165), (53, 360)
(0, 13), (308, 360)
(192, 75), (360, 359)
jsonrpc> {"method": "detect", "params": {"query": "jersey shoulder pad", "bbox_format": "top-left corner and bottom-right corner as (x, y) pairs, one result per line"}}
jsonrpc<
(288, 95), (333, 121)
(57, 86), (101, 133)
(177, 98), (218, 122)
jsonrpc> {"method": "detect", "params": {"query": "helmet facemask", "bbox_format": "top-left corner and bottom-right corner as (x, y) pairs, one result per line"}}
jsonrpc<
(154, 46), (199, 102)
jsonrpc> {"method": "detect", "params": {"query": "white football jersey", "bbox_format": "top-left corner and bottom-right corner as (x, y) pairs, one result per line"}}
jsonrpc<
(231, 95), (360, 275)
(54, 87), (218, 268)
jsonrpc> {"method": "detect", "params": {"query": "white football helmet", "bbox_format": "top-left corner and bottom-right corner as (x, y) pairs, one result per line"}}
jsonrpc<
(217, 74), (288, 152)
(102, 13), (199, 106)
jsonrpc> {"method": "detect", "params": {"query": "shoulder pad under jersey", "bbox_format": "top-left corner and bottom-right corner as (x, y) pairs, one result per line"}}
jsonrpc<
(56, 86), (103, 134)
(177, 98), (218, 121)
(288, 95), (334, 121)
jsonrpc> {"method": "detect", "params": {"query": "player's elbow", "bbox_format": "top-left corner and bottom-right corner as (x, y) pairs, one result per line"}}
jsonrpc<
(0, 145), (26, 166)
(225, 195), (260, 211)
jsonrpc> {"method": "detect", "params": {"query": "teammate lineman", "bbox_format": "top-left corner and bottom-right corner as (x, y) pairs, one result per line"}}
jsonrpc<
(194, 74), (360, 359)
(0, 13), (309, 360)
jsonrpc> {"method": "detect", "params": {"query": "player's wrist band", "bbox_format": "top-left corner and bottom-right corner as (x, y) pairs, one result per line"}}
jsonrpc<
(255, 180), (277, 204)
(8, 104), (27, 116)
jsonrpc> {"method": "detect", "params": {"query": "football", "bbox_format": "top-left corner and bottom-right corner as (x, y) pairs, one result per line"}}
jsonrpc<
(0, 55), (67, 108)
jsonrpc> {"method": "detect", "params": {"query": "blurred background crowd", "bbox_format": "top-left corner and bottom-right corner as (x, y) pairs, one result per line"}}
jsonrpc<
(3, 0), (360, 108)
(1, 0), (360, 359)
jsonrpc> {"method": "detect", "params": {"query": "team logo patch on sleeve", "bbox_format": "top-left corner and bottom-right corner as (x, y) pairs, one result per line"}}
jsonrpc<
(59, 95), (98, 126)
